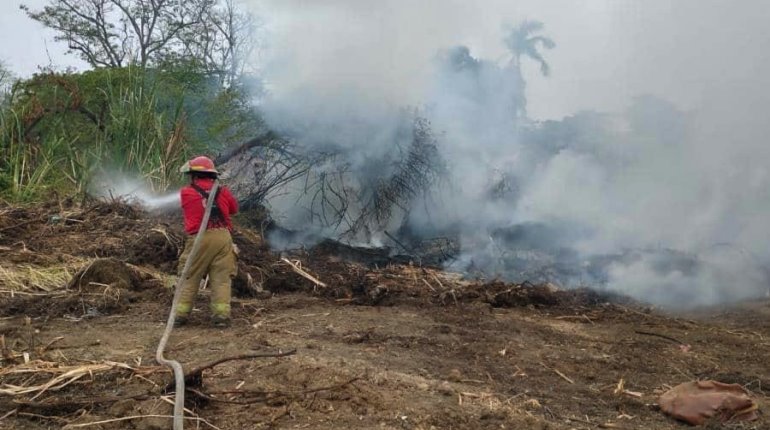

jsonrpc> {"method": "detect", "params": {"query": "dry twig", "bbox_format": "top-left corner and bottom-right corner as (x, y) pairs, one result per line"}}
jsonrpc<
(0, 361), (133, 399)
(541, 363), (574, 384)
(280, 258), (327, 288)
(172, 350), (297, 391)
(60, 414), (221, 429)
(14, 392), (153, 409)
(0, 408), (17, 421)
(634, 330), (687, 346)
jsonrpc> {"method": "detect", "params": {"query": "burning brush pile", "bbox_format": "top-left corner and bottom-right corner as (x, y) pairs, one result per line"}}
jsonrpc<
(0, 196), (625, 322)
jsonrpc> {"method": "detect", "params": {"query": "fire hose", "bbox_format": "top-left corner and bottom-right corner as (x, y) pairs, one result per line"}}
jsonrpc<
(155, 180), (220, 430)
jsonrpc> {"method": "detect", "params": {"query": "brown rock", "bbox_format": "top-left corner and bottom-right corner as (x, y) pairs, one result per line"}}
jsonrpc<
(659, 380), (759, 425)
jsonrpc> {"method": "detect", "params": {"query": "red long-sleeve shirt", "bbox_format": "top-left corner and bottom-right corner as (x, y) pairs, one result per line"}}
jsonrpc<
(180, 178), (239, 235)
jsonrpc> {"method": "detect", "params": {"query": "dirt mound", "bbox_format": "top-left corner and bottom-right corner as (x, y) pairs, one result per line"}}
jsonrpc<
(125, 227), (184, 272)
(0, 198), (183, 263)
(1, 258), (168, 318)
(67, 258), (144, 290)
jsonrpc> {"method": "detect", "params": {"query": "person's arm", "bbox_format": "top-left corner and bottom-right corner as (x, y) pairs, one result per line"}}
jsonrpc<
(221, 187), (239, 215)
(180, 187), (203, 233)
(180, 187), (196, 210)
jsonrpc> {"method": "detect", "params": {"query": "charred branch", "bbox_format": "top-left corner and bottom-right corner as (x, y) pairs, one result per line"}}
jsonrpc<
(218, 132), (314, 210)
(346, 116), (445, 237)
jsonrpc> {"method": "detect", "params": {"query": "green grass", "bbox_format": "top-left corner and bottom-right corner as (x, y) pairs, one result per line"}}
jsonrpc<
(0, 66), (243, 201)
(103, 72), (189, 192)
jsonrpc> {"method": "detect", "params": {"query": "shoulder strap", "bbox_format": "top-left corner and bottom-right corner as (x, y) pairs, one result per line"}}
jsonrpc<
(190, 183), (224, 224)
(190, 183), (220, 200)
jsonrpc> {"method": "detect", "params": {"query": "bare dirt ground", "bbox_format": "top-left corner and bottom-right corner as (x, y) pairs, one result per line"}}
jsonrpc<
(1, 200), (769, 429)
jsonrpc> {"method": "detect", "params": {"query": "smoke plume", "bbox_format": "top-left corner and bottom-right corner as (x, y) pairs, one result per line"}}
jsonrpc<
(243, 0), (770, 308)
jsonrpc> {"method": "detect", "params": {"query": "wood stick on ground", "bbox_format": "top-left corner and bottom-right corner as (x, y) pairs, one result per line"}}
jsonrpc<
(0, 217), (46, 233)
(60, 414), (222, 429)
(565, 417), (633, 429)
(280, 258), (327, 288)
(0, 290), (69, 297)
(430, 273), (445, 290)
(565, 416), (594, 426)
(541, 363), (574, 384)
(202, 377), (359, 400)
(14, 392), (153, 409)
(188, 388), (255, 405)
(158, 396), (200, 420)
(555, 315), (594, 325)
(598, 423), (634, 429)
(0, 362), (132, 399)
(41, 336), (65, 352)
(0, 408), (17, 421)
(421, 278), (436, 292)
(634, 330), (686, 345)
(174, 350), (298, 390)
(614, 378), (625, 395)
(17, 412), (69, 424)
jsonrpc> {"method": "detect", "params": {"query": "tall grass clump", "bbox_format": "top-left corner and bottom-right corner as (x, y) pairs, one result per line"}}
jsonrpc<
(100, 68), (195, 192)
(0, 104), (77, 200)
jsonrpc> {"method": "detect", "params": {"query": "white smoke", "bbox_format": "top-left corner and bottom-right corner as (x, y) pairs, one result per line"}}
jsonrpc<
(241, 0), (770, 308)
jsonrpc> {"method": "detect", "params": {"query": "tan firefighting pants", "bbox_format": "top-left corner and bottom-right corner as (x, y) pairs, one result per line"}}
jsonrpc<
(176, 228), (236, 318)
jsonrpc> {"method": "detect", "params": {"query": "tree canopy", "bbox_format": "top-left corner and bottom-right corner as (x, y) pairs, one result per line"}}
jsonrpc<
(21, 0), (258, 86)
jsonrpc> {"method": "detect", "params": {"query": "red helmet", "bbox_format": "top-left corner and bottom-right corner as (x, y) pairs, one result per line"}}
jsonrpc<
(180, 156), (218, 174)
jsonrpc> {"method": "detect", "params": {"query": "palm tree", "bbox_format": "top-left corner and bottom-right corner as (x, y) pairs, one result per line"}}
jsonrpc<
(503, 20), (554, 119)
(504, 20), (555, 76)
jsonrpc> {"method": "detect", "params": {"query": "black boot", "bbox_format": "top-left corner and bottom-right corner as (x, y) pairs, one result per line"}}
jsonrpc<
(211, 314), (230, 328)
(173, 315), (188, 328)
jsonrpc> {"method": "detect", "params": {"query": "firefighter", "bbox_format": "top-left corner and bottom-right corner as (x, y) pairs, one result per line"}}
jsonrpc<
(175, 156), (239, 328)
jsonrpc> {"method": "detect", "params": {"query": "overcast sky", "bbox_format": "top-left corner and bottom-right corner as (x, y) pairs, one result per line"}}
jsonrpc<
(3, 0), (770, 119)
(0, 0), (83, 75)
